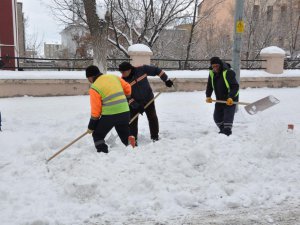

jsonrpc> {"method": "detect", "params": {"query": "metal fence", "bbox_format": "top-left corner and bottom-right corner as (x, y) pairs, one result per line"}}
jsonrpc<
(0, 56), (129, 71)
(1, 56), (299, 71)
(151, 58), (266, 70)
(284, 59), (300, 69)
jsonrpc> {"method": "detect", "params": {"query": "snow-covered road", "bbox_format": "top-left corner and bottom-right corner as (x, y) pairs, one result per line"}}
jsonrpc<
(0, 88), (299, 225)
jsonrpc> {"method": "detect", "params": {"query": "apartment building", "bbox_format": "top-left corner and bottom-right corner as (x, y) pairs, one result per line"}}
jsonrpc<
(195, 0), (300, 58)
(44, 43), (62, 59)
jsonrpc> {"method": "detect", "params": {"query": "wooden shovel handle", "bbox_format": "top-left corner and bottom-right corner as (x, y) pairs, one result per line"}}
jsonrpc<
(211, 99), (249, 106)
(46, 131), (89, 163)
(129, 78), (176, 124)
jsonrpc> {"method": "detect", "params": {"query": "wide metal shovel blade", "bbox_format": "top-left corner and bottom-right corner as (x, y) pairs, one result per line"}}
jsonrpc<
(106, 131), (118, 147)
(244, 95), (280, 115)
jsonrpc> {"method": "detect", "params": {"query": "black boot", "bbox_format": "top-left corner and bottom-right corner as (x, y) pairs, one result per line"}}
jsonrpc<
(222, 128), (232, 136)
(151, 136), (160, 142)
(218, 125), (224, 134)
(96, 143), (108, 153)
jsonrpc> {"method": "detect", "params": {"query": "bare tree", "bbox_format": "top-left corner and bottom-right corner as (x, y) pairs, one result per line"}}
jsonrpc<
(106, 0), (194, 57)
(242, 0), (300, 65)
(49, 0), (194, 64)
(83, 0), (109, 72)
(25, 31), (44, 58)
(183, 0), (198, 69)
(242, 0), (279, 64)
(283, 0), (300, 58)
(191, 0), (229, 59)
(49, 0), (108, 71)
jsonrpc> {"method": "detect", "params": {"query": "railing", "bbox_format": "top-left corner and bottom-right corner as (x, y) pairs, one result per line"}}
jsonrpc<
(0, 56), (282, 71)
(0, 56), (129, 71)
(151, 58), (266, 70)
(284, 59), (300, 69)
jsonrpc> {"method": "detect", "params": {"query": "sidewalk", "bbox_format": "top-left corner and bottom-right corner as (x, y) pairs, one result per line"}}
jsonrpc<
(0, 70), (300, 97)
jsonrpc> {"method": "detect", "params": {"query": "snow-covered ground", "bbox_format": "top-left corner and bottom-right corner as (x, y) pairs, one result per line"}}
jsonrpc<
(0, 87), (299, 225)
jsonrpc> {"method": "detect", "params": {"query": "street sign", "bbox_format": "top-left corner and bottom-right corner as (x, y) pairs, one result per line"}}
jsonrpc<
(236, 20), (245, 33)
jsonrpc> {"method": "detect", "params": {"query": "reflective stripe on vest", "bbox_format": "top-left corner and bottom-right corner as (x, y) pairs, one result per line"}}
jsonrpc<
(91, 74), (129, 115)
(209, 70), (239, 97)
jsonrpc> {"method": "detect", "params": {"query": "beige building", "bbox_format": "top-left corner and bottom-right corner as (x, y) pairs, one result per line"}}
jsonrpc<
(198, 0), (234, 35)
(195, 0), (300, 58)
(44, 43), (62, 59)
(197, 0), (300, 34)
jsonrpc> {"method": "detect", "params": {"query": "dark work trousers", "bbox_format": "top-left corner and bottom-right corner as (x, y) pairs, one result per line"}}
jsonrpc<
(92, 111), (130, 153)
(213, 103), (236, 132)
(130, 101), (159, 140)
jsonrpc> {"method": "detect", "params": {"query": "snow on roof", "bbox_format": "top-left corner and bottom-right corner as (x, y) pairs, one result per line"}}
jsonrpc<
(260, 46), (286, 55)
(128, 44), (152, 53)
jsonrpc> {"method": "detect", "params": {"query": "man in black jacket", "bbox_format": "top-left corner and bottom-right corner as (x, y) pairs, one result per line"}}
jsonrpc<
(206, 57), (239, 136)
(119, 62), (173, 144)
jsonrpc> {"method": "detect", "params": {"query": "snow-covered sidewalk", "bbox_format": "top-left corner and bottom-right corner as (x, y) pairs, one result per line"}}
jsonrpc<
(0, 88), (299, 225)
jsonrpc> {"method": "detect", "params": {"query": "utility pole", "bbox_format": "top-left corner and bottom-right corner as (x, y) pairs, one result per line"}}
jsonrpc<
(232, 0), (245, 84)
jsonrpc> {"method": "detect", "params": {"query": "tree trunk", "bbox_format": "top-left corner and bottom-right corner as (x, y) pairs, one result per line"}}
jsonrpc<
(184, 0), (198, 69)
(83, 0), (108, 73)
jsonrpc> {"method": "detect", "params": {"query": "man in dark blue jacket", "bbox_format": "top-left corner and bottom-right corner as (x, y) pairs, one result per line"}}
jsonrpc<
(206, 57), (239, 136)
(119, 62), (173, 144)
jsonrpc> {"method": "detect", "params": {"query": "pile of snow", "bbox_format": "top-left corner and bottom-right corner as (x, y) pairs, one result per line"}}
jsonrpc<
(128, 44), (152, 53)
(0, 88), (299, 224)
(260, 46), (286, 55)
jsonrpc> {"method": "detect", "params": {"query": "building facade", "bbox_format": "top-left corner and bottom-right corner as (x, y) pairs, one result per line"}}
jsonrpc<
(17, 2), (25, 58)
(195, 0), (300, 59)
(0, 0), (18, 69)
(60, 24), (89, 58)
(44, 43), (62, 59)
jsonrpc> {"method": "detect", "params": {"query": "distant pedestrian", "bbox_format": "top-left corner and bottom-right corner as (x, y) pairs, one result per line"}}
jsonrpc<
(0, 60), (5, 69)
(86, 65), (135, 153)
(118, 62), (173, 144)
(206, 57), (239, 136)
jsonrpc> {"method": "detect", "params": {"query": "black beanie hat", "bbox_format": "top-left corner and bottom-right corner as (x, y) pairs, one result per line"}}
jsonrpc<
(210, 57), (222, 65)
(86, 65), (102, 77)
(119, 62), (133, 72)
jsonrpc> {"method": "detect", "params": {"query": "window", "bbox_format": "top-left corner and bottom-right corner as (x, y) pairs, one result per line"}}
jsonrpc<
(253, 5), (260, 20)
(281, 4), (287, 17)
(267, 6), (273, 21)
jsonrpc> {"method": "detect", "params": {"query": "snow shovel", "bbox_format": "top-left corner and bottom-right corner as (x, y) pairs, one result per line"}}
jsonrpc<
(106, 91), (163, 146)
(211, 95), (280, 115)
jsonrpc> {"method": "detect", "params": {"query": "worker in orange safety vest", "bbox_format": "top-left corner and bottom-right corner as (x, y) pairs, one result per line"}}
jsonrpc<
(86, 65), (135, 153)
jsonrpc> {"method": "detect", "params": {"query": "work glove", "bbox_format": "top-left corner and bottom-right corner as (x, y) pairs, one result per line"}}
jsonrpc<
(137, 104), (145, 115)
(226, 98), (234, 106)
(87, 118), (98, 133)
(206, 97), (213, 103)
(165, 79), (173, 88)
(130, 101), (145, 115)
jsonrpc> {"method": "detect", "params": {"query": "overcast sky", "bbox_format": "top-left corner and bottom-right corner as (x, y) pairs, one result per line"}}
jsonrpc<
(19, 0), (62, 44)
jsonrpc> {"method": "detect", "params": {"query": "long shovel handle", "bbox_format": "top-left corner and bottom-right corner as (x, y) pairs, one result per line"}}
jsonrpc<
(129, 78), (176, 124)
(129, 92), (162, 124)
(211, 99), (249, 105)
(46, 131), (89, 163)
